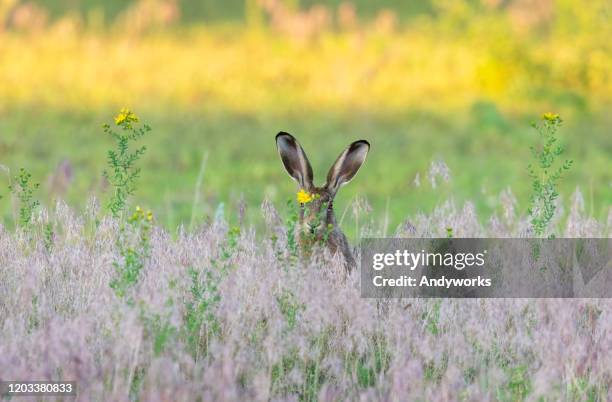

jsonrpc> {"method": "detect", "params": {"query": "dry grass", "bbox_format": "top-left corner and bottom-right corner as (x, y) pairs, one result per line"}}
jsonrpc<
(0, 192), (610, 401)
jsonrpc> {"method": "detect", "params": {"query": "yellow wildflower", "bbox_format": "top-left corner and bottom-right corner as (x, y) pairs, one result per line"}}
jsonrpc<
(296, 189), (314, 204)
(129, 205), (142, 221)
(542, 112), (560, 122)
(146, 211), (153, 222)
(129, 212), (138, 222)
(114, 108), (139, 126)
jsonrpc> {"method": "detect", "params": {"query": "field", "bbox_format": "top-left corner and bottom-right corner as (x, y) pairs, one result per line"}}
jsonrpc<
(0, 197), (610, 400)
(0, 0), (611, 400)
(1, 1), (611, 234)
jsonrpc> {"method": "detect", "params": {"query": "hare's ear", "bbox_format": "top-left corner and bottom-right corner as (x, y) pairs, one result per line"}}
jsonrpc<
(325, 140), (369, 196)
(276, 132), (314, 190)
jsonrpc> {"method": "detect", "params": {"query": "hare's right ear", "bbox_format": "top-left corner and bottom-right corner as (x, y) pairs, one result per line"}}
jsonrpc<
(276, 132), (314, 190)
(325, 140), (369, 196)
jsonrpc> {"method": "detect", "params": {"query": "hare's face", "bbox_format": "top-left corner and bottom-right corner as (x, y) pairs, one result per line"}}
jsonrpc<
(299, 188), (333, 239)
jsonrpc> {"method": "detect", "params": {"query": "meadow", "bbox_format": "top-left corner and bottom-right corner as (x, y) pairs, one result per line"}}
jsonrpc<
(0, 0), (611, 235)
(0, 1), (611, 400)
(0, 192), (610, 400)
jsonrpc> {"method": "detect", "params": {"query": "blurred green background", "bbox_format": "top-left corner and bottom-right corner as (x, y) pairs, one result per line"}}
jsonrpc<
(0, 0), (610, 236)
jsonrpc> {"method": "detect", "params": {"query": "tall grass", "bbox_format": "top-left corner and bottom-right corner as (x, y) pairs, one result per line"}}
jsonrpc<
(0, 192), (609, 400)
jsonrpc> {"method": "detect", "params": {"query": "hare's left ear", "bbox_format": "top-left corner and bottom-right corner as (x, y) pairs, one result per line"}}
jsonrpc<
(276, 132), (314, 190)
(325, 140), (369, 196)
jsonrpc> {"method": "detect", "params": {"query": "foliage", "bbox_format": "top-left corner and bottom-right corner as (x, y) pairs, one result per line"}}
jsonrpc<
(345, 336), (391, 389)
(109, 206), (154, 299)
(276, 289), (304, 331)
(182, 225), (239, 360)
(8, 168), (40, 228)
(140, 305), (176, 357)
(497, 365), (532, 402)
(43, 222), (54, 252)
(286, 199), (299, 258)
(103, 108), (151, 218)
(527, 113), (573, 236)
(183, 267), (221, 359)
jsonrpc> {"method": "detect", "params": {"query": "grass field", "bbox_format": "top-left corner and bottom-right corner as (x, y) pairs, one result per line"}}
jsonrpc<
(2, 106), (610, 237)
(0, 1), (611, 400)
(1, 1), (611, 234)
(0, 196), (610, 400)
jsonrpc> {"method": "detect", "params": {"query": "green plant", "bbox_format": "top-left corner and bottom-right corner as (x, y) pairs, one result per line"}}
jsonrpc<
(286, 198), (299, 257)
(27, 295), (40, 333)
(183, 267), (221, 360)
(567, 376), (600, 402)
(103, 108), (151, 218)
(43, 222), (54, 252)
(109, 206), (154, 299)
(8, 168), (40, 228)
(141, 307), (177, 356)
(220, 226), (241, 262)
(425, 300), (442, 335)
(344, 335), (391, 389)
(497, 365), (532, 402)
(423, 354), (449, 384)
(276, 289), (304, 331)
(527, 113), (573, 237)
(181, 226), (240, 360)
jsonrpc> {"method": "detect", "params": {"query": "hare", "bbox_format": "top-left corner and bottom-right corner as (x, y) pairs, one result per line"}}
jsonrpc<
(275, 132), (370, 271)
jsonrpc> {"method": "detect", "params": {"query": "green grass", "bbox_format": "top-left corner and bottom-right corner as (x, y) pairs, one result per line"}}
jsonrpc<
(35, 0), (434, 25)
(0, 104), (609, 238)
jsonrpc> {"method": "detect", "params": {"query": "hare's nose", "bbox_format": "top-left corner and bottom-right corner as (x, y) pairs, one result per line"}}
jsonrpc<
(307, 223), (319, 234)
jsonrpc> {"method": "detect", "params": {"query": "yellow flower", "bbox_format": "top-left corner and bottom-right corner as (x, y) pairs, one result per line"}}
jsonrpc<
(114, 108), (139, 126)
(130, 205), (143, 221)
(129, 212), (139, 222)
(296, 189), (314, 204)
(146, 211), (153, 222)
(542, 112), (560, 122)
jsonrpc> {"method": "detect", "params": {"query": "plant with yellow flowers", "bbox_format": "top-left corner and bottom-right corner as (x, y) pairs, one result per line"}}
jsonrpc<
(284, 189), (315, 259)
(527, 113), (573, 237)
(103, 108), (151, 218)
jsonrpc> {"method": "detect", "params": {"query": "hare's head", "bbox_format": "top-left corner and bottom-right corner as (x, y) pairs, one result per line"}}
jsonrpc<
(275, 132), (369, 240)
